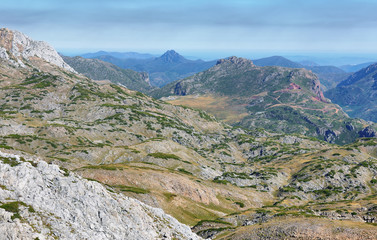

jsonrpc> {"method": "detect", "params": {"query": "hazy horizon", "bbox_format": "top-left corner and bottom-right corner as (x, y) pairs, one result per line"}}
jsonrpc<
(59, 48), (377, 66)
(2, 0), (377, 61)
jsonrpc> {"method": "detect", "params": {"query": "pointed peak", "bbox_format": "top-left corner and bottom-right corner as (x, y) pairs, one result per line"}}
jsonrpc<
(158, 50), (186, 63)
(216, 56), (254, 66)
(162, 50), (179, 56)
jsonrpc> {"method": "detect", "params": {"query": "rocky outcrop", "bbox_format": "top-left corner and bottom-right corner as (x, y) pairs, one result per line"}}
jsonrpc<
(310, 76), (327, 102)
(174, 82), (187, 95)
(140, 72), (152, 86)
(0, 151), (201, 240)
(216, 56), (254, 67)
(0, 28), (75, 72)
(359, 126), (377, 138)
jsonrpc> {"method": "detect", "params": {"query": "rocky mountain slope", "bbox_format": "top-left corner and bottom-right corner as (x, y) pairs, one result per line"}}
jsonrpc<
(0, 28), (75, 72)
(153, 56), (373, 145)
(62, 55), (154, 93)
(1, 28), (377, 239)
(326, 63), (377, 123)
(253, 56), (349, 90)
(0, 151), (200, 240)
(89, 50), (216, 87)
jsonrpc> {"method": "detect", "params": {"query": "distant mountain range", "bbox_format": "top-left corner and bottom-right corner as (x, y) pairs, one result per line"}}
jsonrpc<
(79, 52), (355, 90)
(81, 51), (156, 59)
(62, 55), (154, 93)
(340, 62), (377, 72)
(82, 50), (217, 87)
(153, 56), (372, 144)
(326, 63), (377, 122)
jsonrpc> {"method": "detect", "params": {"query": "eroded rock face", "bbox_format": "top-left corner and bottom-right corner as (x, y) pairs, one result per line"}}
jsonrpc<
(0, 28), (75, 72)
(359, 126), (377, 138)
(0, 151), (201, 240)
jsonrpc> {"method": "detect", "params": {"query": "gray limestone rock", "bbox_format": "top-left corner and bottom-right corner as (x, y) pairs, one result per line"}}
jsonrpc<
(0, 28), (76, 72)
(0, 151), (201, 240)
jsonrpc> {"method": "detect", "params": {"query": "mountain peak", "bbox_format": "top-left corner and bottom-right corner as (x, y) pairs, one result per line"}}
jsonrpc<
(0, 28), (75, 72)
(216, 56), (254, 66)
(158, 50), (186, 63)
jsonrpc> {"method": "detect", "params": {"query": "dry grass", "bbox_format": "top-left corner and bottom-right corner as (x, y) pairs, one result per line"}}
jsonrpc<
(167, 94), (249, 123)
(75, 164), (265, 226)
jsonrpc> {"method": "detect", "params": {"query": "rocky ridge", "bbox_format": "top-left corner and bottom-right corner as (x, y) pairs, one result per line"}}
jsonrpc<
(0, 28), (75, 72)
(62, 55), (153, 93)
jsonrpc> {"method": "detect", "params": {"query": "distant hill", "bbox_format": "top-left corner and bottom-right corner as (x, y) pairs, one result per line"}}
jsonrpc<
(340, 61), (377, 72)
(62, 56), (154, 93)
(81, 51), (155, 59)
(304, 65), (351, 90)
(253, 56), (303, 68)
(298, 60), (319, 66)
(253, 56), (349, 90)
(153, 56), (370, 144)
(326, 63), (377, 122)
(86, 50), (217, 87)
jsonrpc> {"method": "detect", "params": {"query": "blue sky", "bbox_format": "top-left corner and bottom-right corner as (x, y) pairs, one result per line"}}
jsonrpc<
(1, 0), (377, 61)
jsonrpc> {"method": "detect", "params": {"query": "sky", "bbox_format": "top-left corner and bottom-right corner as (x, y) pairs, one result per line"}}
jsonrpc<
(1, 0), (377, 63)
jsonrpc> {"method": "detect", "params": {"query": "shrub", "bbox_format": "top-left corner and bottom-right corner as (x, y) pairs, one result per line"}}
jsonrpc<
(177, 168), (193, 175)
(234, 201), (245, 208)
(147, 152), (181, 160)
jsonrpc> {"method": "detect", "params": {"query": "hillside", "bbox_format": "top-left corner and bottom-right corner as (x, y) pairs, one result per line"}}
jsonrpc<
(62, 55), (154, 93)
(253, 56), (303, 68)
(253, 56), (349, 90)
(90, 50), (217, 87)
(1, 28), (377, 239)
(153, 56), (374, 145)
(305, 65), (351, 90)
(326, 63), (377, 122)
(340, 61), (377, 72)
